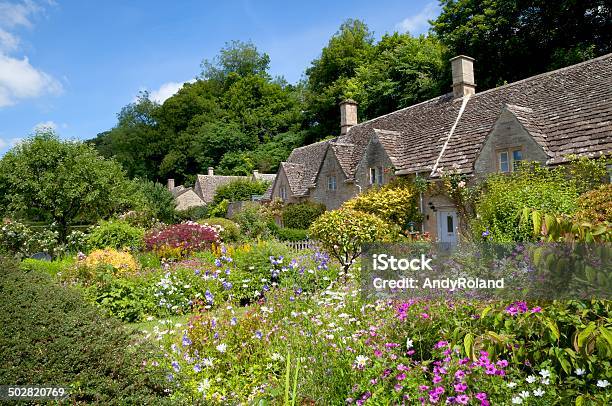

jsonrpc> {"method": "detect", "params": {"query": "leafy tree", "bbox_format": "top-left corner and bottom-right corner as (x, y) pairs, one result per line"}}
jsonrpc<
(309, 208), (390, 272)
(128, 179), (177, 223)
(304, 19), (374, 140)
(201, 40), (271, 83)
(0, 131), (130, 239)
(348, 33), (449, 119)
(282, 202), (326, 230)
(432, 0), (612, 90)
(212, 179), (271, 205)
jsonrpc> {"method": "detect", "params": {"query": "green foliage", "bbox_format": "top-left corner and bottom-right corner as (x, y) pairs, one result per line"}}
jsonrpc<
(432, 0), (612, 91)
(0, 220), (61, 258)
(281, 202), (325, 229)
(201, 40), (271, 82)
(0, 259), (167, 403)
(309, 208), (390, 271)
(274, 227), (309, 242)
(347, 33), (449, 119)
(343, 179), (420, 229)
(213, 179), (270, 205)
(474, 165), (579, 242)
(175, 204), (210, 222)
(88, 220), (145, 250)
(128, 179), (177, 223)
(0, 132), (131, 239)
(19, 256), (76, 277)
(200, 217), (241, 242)
(232, 205), (270, 239)
(575, 184), (612, 224)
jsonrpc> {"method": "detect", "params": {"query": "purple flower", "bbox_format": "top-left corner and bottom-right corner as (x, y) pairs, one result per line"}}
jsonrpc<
(454, 383), (467, 392)
(456, 394), (470, 404)
(171, 361), (180, 372)
(182, 335), (192, 346)
(482, 230), (490, 237)
(193, 364), (201, 373)
(254, 331), (263, 339)
(475, 392), (488, 401)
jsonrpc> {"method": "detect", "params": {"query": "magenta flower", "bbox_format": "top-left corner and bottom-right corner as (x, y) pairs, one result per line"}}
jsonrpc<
(531, 306), (542, 313)
(496, 359), (509, 368)
(419, 385), (429, 391)
(475, 392), (488, 401)
(432, 375), (442, 384)
(434, 340), (449, 349)
(456, 394), (470, 404)
(394, 384), (403, 391)
(454, 382), (467, 392)
(396, 373), (406, 381)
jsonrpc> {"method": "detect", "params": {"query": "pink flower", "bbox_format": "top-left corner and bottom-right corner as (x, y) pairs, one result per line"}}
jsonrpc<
(456, 394), (470, 404)
(373, 349), (382, 358)
(455, 370), (466, 380)
(420, 313), (430, 319)
(432, 375), (442, 384)
(475, 392), (488, 401)
(454, 383), (467, 392)
(394, 384), (403, 391)
(531, 306), (542, 313)
(419, 385), (429, 391)
(396, 373), (406, 381)
(434, 340), (449, 349)
(496, 359), (508, 368)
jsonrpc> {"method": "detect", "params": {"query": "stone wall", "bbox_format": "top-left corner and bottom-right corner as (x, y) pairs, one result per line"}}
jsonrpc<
(311, 150), (358, 210)
(354, 136), (394, 190)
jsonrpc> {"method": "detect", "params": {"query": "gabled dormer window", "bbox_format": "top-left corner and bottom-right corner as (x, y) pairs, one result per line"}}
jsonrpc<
(279, 185), (287, 200)
(327, 175), (337, 191)
(498, 148), (523, 172)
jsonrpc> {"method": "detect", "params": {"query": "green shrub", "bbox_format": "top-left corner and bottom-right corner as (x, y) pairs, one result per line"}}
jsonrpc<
(212, 179), (270, 205)
(175, 205), (210, 222)
(0, 258), (168, 403)
(128, 179), (177, 223)
(0, 220), (60, 258)
(233, 205), (270, 239)
(19, 257), (76, 277)
(343, 179), (420, 229)
(575, 184), (612, 224)
(473, 165), (579, 242)
(88, 220), (145, 250)
(200, 217), (241, 242)
(282, 202), (326, 229)
(309, 208), (391, 271)
(274, 227), (309, 241)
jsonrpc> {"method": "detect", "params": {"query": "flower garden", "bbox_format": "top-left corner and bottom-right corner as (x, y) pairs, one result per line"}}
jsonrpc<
(1, 157), (611, 405)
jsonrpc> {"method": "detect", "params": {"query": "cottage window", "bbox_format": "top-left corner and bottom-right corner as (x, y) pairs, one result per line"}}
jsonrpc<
(498, 148), (523, 173)
(369, 167), (384, 185)
(279, 185), (287, 200)
(327, 175), (337, 191)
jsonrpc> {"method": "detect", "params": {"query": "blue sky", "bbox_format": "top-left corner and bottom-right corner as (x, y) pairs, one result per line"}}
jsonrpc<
(0, 0), (440, 155)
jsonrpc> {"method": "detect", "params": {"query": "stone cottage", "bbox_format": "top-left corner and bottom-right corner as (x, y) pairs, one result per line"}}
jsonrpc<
(265, 53), (612, 243)
(169, 167), (276, 211)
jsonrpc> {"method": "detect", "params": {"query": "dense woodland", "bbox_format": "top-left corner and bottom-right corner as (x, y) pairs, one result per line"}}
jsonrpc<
(90, 0), (612, 185)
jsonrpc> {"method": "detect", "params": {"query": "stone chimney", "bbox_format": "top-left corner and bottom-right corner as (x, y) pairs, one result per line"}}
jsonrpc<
(207, 167), (214, 176)
(167, 178), (175, 190)
(339, 99), (358, 135)
(450, 55), (476, 98)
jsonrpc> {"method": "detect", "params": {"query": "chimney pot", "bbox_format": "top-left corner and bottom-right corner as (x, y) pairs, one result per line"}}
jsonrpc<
(339, 99), (358, 135)
(167, 178), (175, 190)
(207, 167), (214, 176)
(450, 55), (476, 98)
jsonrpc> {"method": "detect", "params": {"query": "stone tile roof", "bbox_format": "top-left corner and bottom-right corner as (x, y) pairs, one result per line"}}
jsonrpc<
(329, 141), (355, 178)
(339, 53), (612, 177)
(195, 174), (247, 203)
(284, 139), (331, 196)
(175, 189), (205, 211)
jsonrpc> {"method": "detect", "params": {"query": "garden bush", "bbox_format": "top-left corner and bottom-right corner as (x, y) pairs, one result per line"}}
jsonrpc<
(82, 248), (140, 276)
(175, 205), (210, 222)
(309, 208), (391, 271)
(19, 256), (75, 277)
(88, 220), (145, 250)
(575, 183), (612, 224)
(473, 165), (579, 242)
(0, 258), (168, 403)
(199, 217), (241, 242)
(343, 179), (420, 229)
(233, 206), (270, 239)
(144, 222), (219, 259)
(212, 179), (270, 205)
(274, 227), (309, 241)
(129, 179), (177, 223)
(281, 202), (325, 229)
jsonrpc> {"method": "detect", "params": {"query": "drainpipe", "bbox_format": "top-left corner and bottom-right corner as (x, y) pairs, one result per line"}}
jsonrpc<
(419, 192), (424, 233)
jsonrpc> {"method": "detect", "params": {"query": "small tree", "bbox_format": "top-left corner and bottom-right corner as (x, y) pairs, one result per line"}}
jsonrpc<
(212, 179), (270, 205)
(309, 209), (389, 272)
(282, 202), (325, 229)
(343, 179), (420, 229)
(0, 132), (130, 239)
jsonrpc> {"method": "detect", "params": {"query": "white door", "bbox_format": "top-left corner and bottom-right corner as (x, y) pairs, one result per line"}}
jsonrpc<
(438, 210), (458, 245)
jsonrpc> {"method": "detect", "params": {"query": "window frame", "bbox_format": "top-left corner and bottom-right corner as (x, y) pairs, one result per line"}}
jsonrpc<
(369, 166), (384, 185)
(327, 175), (337, 191)
(496, 147), (523, 173)
(279, 184), (287, 200)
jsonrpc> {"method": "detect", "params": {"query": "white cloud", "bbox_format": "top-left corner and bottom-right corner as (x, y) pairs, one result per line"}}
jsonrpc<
(148, 80), (194, 104)
(0, 54), (62, 107)
(0, 136), (23, 149)
(396, 2), (440, 35)
(0, 28), (19, 52)
(32, 119), (56, 132)
(0, 1), (62, 108)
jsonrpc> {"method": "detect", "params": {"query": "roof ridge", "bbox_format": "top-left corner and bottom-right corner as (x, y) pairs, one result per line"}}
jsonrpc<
(472, 52), (612, 99)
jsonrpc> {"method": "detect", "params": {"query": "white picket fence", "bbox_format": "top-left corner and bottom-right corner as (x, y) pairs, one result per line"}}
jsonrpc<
(284, 239), (317, 251)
